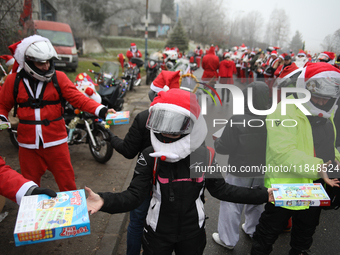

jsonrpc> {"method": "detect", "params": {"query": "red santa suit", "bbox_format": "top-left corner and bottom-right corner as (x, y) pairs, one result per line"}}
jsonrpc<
(219, 57), (236, 102)
(219, 59), (236, 84)
(195, 47), (203, 68)
(0, 71), (105, 191)
(201, 46), (219, 81)
(126, 43), (143, 79)
(0, 156), (36, 204)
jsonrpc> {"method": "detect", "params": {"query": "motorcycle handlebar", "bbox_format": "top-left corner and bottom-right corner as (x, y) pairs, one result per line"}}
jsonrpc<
(88, 69), (100, 75)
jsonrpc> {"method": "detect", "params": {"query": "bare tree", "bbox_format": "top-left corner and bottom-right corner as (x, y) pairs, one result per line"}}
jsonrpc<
(0, 0), (24, 54)
(240, 11), (264, 48)
(320, 34), (335, 52)
(332, 29), (340, 53)
(264, 8), (290, 48)
(179, 0), (227, 46)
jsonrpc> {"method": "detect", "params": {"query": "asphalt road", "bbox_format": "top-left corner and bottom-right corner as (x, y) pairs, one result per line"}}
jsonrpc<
(116, 67), (340, 255)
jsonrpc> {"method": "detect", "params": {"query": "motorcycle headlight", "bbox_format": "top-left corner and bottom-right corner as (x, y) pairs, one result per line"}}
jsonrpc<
(150, 60), (155, 66)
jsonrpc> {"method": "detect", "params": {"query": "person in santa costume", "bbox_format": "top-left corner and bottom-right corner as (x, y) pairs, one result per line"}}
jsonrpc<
(0, 35), (114, 192)
(0, 156), (57, 205)
(194, 45), (203, 68)
(126, 43), (143, 82)
(86, 88), (276, 255)
(295, 49), (309, 68)
(274, 53), (289, 78)
(263, 50), (280, 97)
(108, 70), (180, 255)
(251, 62), (340, 255)
(318, 51), (339, 69)
(219, 53), (236, 102)
(202, 45), (219, 82)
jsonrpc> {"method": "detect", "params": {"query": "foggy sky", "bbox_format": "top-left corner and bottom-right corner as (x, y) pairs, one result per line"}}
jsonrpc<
(227, 0), (340, 53)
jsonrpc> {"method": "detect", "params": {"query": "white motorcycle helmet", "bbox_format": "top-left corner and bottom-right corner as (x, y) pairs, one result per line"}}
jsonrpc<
(163, 50), (178, 62)
(296, 62), (340, 118)
(24, 40), (59, 82)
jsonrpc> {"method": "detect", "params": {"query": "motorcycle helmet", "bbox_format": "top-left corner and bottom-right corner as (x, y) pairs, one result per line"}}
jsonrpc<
(24, 40), (59, 82)
(163, 50), (178, 62)
(318, 52), (336, 65)
(147, 89), (207, 163)
(296, 62), (340, 118)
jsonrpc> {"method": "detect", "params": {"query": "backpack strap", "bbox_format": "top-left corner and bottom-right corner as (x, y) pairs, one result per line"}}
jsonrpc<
(13, 69), (25, 117)
(12, 71), (64, 117)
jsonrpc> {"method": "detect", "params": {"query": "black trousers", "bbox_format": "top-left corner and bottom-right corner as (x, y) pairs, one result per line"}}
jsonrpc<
(142, 228), (206, 255)
(251, 202), (322, 255)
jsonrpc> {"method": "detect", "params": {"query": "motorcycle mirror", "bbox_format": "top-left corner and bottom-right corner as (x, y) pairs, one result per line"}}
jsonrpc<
(92, 62), (101, 68)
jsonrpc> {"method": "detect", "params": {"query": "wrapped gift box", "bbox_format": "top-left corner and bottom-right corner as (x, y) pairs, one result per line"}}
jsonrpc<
(14, 189), (90, 246)
(106, 111), (130, 125)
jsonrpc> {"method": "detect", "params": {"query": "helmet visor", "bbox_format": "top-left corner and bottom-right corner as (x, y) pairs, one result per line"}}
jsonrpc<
(306, 77), (340, 99)
(146, 108), (194, 134)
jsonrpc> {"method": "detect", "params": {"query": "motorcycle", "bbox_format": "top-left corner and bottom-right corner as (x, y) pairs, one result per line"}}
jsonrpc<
(122, 57), (144, 91)
(146, 52), (163, 85)
(88, 62), (126, 111)
(64, 102), (114, 163)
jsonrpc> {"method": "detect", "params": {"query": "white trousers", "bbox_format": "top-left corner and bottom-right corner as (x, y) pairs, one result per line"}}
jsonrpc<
(217, 174), (265, 246)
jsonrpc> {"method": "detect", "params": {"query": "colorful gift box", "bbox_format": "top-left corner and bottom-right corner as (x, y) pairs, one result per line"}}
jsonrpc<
(14, 189), (90, 246)
(105, 111), (130, 125)
(272, 183), (330, 207)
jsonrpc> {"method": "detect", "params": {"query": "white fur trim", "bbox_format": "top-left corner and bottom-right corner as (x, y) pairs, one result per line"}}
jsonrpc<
(14, 35), (49, 68)
(6, 58), (14, 66)
(150, 82), (163, 93)
(95, 105), (105, 117)
(16, 181), (36, 205)
(149, 113), (207, 162)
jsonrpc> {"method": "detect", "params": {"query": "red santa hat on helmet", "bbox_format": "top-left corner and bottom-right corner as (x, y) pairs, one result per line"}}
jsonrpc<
(0, 55), (14, 66)
(296, 62), (340, 118)
(130, 43), (136, 47)
(150, 89), (201, 121)
(148, 88), (207, 162)
(318, 51), (336, 65)
(150, 70), (180, 93)
(271, 50), (278, 56)
(274, 62), (302, 88)
(297, 50), (306, 57)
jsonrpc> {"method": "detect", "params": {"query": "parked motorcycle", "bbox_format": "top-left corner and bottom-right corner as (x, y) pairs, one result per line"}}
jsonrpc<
(146, 52), (163, 85)
(88, 62), (126, 111)
(64, 102), (114, 163)
(122, 57), (144, 91)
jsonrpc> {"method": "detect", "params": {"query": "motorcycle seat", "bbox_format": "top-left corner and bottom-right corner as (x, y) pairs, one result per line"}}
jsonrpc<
(97, 85), (116, 96)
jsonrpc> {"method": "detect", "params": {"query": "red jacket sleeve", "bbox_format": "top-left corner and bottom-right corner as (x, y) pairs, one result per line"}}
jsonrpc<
(126, 50), (133, 60)
(0, 156), (35, 204)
